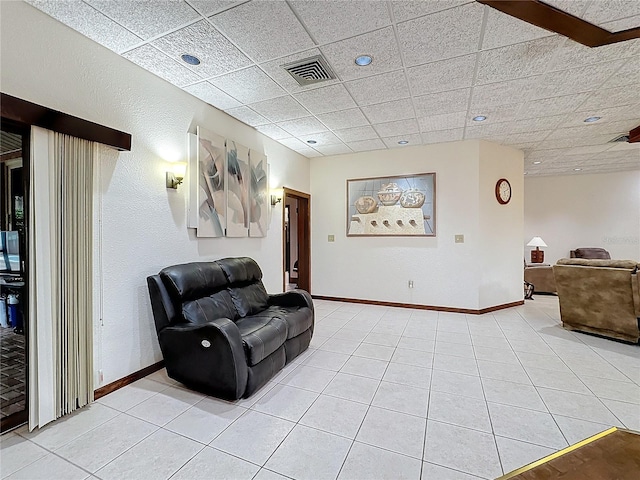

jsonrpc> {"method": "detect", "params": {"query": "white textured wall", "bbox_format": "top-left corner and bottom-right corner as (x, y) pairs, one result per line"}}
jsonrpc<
(524, 171), (640, 263)
(1, 1), (310, 385)
(310, 140), (524, 310)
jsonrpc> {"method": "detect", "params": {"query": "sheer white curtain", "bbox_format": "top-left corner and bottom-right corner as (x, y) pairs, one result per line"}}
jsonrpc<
(29, 127), (95, 430)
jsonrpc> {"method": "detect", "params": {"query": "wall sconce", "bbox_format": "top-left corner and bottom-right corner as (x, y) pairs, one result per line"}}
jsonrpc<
(270, 188), (283, 206)
(166, 162), (187, 189)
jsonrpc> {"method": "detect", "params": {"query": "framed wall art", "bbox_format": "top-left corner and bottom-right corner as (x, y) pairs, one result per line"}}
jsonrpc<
(347, 173), (436, 237)
(195, 127), (226, 238)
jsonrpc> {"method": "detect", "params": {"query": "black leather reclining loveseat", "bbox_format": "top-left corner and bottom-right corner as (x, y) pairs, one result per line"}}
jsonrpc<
(147, 257), (314, 400)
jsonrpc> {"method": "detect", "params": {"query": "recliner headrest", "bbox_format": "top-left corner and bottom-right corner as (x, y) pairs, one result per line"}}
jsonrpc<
(160, 262), (228, 302)
(216, 257), (263, 284)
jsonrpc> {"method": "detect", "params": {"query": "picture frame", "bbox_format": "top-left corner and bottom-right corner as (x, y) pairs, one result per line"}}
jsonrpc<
(347, 173), (436, 237)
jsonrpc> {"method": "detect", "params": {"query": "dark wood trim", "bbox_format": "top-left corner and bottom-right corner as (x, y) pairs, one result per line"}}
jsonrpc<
(312, 295), (524, 315)
(0, 410), (28, 434)
(282, 187), (311, 294)
(477, 0), (640, 47)
(629, 125), (640, 143)
(0, 150), (22, 162)
(1, 93), (131, 151)
(93, 361), (164, 400)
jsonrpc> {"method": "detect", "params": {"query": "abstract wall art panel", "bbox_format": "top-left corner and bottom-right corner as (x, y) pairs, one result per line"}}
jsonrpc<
(196, 127), (226, 238)
(225, 140), (250, 238)
(249, 150), (268, 237)
(347, 173), (436, 237)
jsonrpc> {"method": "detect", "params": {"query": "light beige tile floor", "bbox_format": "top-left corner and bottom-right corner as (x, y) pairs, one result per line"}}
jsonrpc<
(1, 296), (639, 479)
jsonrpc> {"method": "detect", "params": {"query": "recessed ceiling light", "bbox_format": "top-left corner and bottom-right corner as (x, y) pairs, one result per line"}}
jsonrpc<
(574, 168), (582, 171)
(583, 116), (601, 123)
(472, 115), (487, 122)
(524, 172), (528, 175)
(306, 140), (317, 144)
(398, 140), (409, 145)
(533, 161), (541, 164)
(181, 54), (201, 65)
(355, 55), (372, 66)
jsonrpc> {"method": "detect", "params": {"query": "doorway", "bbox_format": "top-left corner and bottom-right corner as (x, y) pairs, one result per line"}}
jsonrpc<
(0, 122), (30, 432)
(282, 188), (310, 293)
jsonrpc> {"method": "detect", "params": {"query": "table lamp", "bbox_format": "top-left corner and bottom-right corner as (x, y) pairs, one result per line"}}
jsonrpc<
(527, 236), (547, 263)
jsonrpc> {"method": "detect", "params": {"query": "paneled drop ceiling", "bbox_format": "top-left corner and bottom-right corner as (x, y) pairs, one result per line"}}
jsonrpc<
(25, 0), (640, 176)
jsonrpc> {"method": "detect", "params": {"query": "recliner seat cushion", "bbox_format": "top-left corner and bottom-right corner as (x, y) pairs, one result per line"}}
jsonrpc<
(182, 290), (239, 325)
(236, 315), (288, 365)
(228, 283), (270, 317)
(243, 306), (313, 339)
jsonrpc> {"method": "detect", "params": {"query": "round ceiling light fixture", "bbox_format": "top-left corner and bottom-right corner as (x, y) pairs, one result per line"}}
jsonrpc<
(355, 55), (373, 66)
(472, 115), (487, 122)
(533, 161), (541, 165)
(181, 54), (201, 65)
(306, 140), (317, 144)
(583, 116), (601, 123)
(398, 140), (409, 145)
(574, 168), (582, 171)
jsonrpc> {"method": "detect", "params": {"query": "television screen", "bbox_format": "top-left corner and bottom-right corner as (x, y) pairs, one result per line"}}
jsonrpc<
(0, 231), (21, 273)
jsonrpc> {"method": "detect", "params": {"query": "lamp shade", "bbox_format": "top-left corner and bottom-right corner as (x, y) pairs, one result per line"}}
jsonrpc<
(527, 236), (547, 248)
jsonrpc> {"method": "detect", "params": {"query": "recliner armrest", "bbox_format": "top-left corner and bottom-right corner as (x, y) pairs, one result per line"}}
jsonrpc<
(157, 318), (248, 400)
(269, 290), (314, 311)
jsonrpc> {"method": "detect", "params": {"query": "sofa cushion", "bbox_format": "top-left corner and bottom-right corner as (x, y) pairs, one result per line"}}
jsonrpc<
(228, 283), (270, 317)
(160, 262), (228, 302)
(217, 257), (263, 284)
(573, 248), (611, 260)
(236, 315), (288, 365)
(246, 306), (313, 339)
(557, 258), (638, 269)
(182, 290), (239, 325)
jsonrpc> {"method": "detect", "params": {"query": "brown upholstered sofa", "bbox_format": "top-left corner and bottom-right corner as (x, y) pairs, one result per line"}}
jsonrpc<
(553, 258), (640, 343)
(524, 263), (556, 294)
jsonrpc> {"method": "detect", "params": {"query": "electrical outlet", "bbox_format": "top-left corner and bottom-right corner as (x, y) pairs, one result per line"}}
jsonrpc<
(328, 234), (335, 242)
(98, 370), (104, 383)
(455, 234), (464, 243)
(408, 280), (414, 289)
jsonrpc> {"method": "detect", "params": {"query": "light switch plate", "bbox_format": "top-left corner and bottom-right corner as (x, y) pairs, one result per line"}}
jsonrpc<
(455, 234), (464, 243)
(328, 234), (335, 242)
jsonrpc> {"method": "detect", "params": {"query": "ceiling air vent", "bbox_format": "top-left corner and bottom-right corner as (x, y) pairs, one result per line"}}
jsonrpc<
(282, 55), (336, 86)
(610, 134), (629, 143)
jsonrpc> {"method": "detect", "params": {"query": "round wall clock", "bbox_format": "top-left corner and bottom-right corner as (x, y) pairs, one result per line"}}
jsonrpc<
(495, 178), (511, 204)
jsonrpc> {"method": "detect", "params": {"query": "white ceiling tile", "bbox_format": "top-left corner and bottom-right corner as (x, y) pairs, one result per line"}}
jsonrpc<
(26, 0), (142, 53)
(373, 118), (419, 137)
(184, 81), (241, 109)
(316, 108), (369, 130)
(476, 37), (564, 85)
(122, 44), (202, 87)
(564, 144), (612, 156)
(320, 27), (403, 81)
(582, 0), (640, 25)
(304, 131), (342, 146)
(153, 20), (251, 78)
(188, 0), (243, 16)
(562, 106), (639, 126)
(279, 137), (314, 151)
(249, 96), (310, 122)
(577, 85), (640, 111)
(548, 38), (640, 72)
(602, 15), (640, 32)
(224, 106), (270, 126)
(397, 2), (484, 65)
(602, 57), (640, 89)
(421, 128), (464, 144)
(255, 124), (291, 140)
(529, 61), (623, 100)
(276, 117), (327, 137)
(313, 144), (353, 155)
(536, 133), (614, 149)
(482, 7), (556, 49)
(347, 138), (388, 152)
(297, 148), (324, 158)
(413, 88), (470, 117)
(382, 133), (423, 148)
(86, 0), (199, 39)
(470, 77), (540, 108)
(540, 0), (590, 17)
(361, 98), (416, 124)
(209, 66), (285, 103)
(467, 104), (521, 125)
(260, 48), (340, 93)
(334, 126), (380, 143)
(518, 93), (591, 119)
(290, 0), (391, 44)
(407, 54), (476, 96)
(418, 111), (466, 132)
(345, 71), (410, 106)
(391, 0), (471, 23)
(209, 1), (314, 62)
(293, 84), (357, 115)
(500, 131), (552, 145)
(608, 141), (640, 152)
